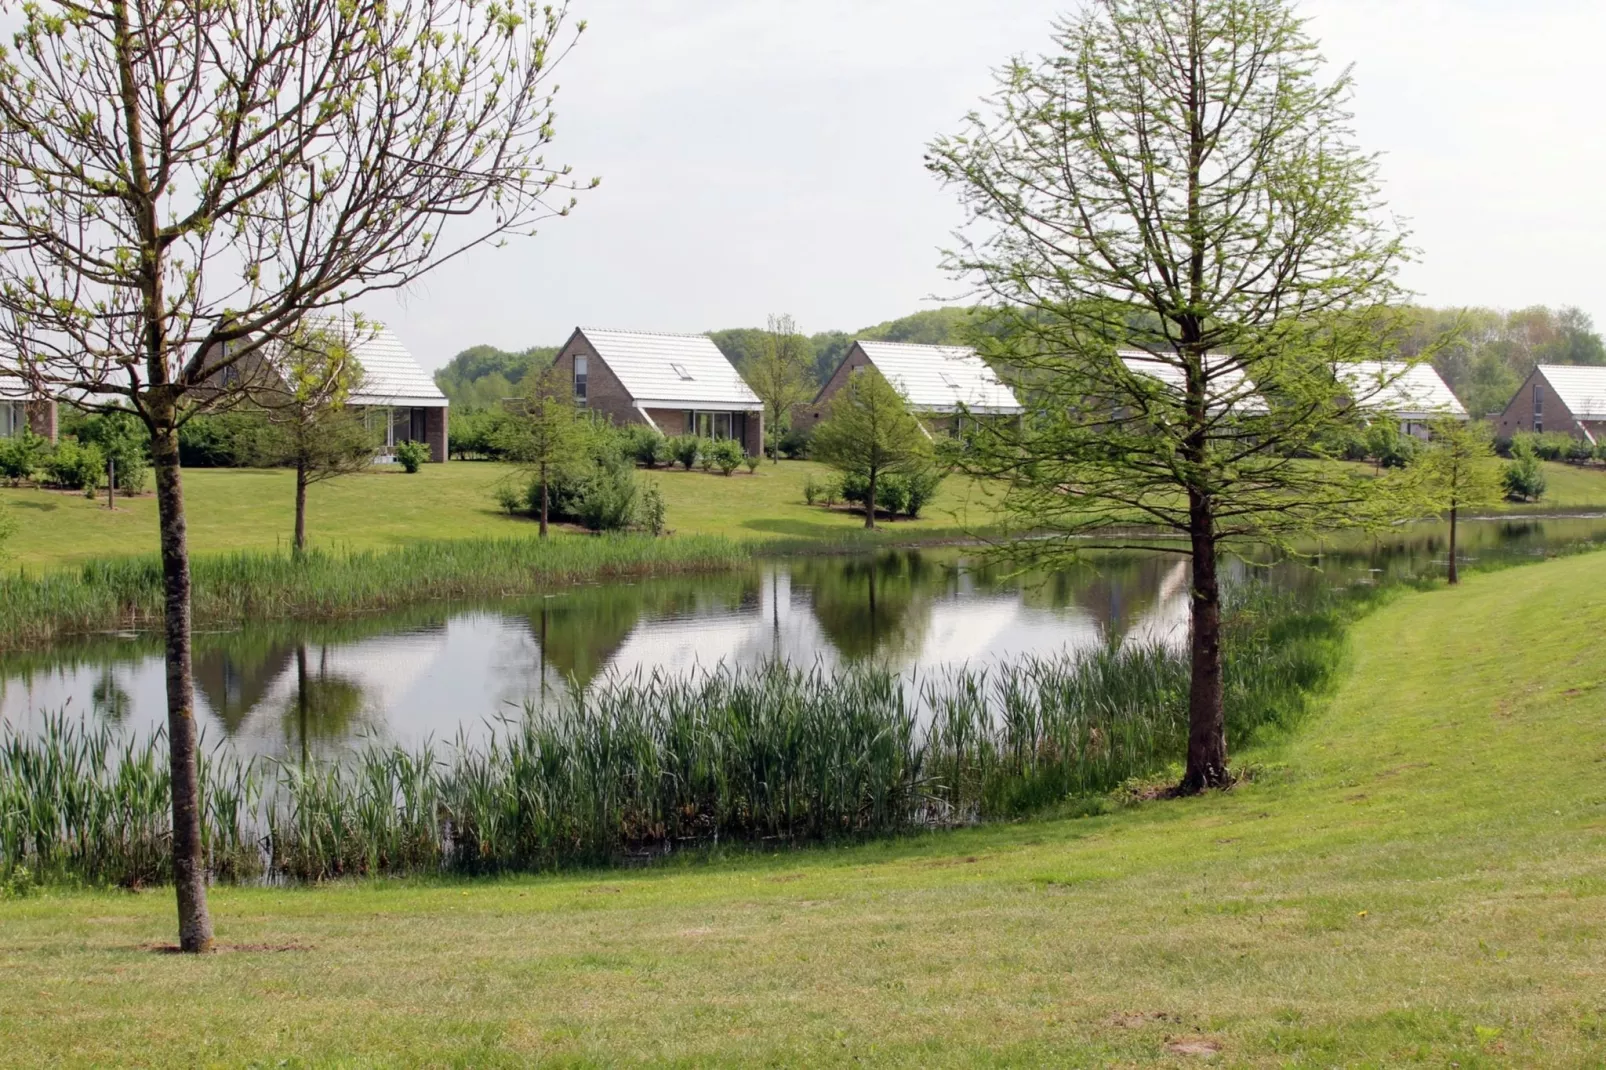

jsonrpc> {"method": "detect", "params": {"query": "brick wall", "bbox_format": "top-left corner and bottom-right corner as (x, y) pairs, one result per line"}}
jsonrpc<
(552, 332), (643, 430)
(1495, 368), (1585, 441)
(425, 405), (448, 463)
(795, 343), (872, 431)
(24, 399), (57, 442)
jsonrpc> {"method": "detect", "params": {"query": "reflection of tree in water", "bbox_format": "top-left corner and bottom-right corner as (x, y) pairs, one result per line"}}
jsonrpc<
(529, 574), (762, 688)
(795, 550), (936, 662)
(284, 645), (367, 764)
(91, 669), (131, 724)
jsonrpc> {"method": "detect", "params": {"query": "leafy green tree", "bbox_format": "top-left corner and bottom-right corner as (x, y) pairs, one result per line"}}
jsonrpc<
(811, 368), (931, 530)
(928, 0), (1418, 792)
(741, 314), (815, 462)
(0, 0), (589, 951)
(1414, 419), (1503, 585)
(256, 324), (379, 554)
(501, 368), (592, 537)
(1502, 437), (1547, 504)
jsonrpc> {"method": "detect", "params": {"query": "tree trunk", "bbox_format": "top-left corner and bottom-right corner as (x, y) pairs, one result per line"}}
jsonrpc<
(864, 466), (877, 530)
(1447, 502), (1459, 585)
(151, 417), (214, 952)
(293, 461), (308, 554)
(1181, 492), (1229, 794)
(539, 460), (549, 538)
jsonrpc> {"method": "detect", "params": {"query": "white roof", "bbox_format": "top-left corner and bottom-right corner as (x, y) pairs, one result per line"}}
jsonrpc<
(577, 328), (760, 410)
(1118, 351), (1265, 412)
(1537, 364), (1606, 421)
(0, 373), (33, 400)
(277, 316), (445, 408)
(853, 341), (1022, 414)
(1341, 361), (1465, 419)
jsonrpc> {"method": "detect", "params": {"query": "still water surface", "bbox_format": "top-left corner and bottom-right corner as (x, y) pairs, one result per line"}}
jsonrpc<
(3, 515), (1603, 757)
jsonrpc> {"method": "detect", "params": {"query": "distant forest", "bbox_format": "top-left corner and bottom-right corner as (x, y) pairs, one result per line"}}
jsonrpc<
(433, 304), (1605, 419)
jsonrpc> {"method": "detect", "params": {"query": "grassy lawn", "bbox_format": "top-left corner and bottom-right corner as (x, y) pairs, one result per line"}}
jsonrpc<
(0, 461), (1002, 570)
(3, 556), (1604, 1065)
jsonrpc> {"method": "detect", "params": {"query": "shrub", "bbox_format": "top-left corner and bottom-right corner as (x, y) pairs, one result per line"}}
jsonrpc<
(1566, 437), (1594, 464)
(744, 454), (760, 474)
(177, 411), (276, 467)
(668, 434), (700, 471)
(1364, 421), (1418, 469)
(776, 426), (812, 460)
(573, 464), (641, 532)
(903, 466), (946, 518)
(821, 477), (841, 507)
(42, 439), (105, 492)
(874, 474), (911, 516)
(0, 428), (50, 484)
(803, 473), (825, 505)
(71, 409), (149, 494)
(449, 407), (515, 460)
(618, 425), (666, 468)
(840, 471), (870, 505)
(640, 480), (667, 536)
(709, 438), (744, 476)
(493, 483), (523, 515)
(393, 439), (430, 473)
(1503, 438), (1547, 502)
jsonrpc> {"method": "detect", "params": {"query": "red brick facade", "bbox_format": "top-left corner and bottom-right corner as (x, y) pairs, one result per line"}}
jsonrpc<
(1495, 367), (1605, 442)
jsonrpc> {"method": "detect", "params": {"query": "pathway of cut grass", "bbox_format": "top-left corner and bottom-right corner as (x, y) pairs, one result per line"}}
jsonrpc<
(3, 555), (1604, 1065)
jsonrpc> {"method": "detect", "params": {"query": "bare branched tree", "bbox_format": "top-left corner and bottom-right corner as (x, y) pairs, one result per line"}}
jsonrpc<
(0, 0), (593, 950)
(928, 0), (1422, 793)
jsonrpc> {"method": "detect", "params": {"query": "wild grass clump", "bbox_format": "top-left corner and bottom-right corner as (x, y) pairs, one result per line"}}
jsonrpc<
(0, 533), (748, 647)
(3, 588), (1349, 886)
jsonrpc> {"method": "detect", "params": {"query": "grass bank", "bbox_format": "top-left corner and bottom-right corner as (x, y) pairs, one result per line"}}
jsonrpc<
(1, 555), (1603, 1064)
(3, 585), (1343, 885)
(0, 534), (748, 647)
(0, 460), (1005, 570)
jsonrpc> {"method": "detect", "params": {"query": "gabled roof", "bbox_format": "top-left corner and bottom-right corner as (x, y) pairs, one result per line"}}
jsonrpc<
(1340, 361), (1465, 419)
(853, 340), (1022, 414)
(0, 373), (37, 401)
(576, 328), (760, 410)
(271, 316), (445, 407)
(1536, 364), (1606, 421)
(1118, 351), (1266, 413)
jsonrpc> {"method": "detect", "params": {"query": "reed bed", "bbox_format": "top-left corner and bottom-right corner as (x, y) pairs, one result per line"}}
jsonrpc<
(1, 584), (1345, 886)
(0, 534), (749, 647)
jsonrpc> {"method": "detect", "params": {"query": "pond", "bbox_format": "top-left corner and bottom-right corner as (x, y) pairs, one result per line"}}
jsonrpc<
(3, 514), (1604, 758)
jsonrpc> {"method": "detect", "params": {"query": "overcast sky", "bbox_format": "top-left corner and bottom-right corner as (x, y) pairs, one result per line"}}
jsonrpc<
(359, 0), (1606, 371)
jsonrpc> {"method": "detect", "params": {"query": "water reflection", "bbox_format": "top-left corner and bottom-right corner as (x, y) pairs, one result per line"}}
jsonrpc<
(3, 515), (1604, 757)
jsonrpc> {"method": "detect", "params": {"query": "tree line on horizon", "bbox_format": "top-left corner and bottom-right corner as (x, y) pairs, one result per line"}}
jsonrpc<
(433, 303), (1606, 420)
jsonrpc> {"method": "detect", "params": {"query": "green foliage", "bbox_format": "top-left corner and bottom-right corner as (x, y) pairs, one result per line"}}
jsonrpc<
(902, 466), (946, 519)
(1503, 437), (1547, 502)
(177, 411), (278, 467)
(0, 427), (50, 483)
(810, 368), (932, 527)
(639, 480), (667, 536)
(1364, 421), (1420, 469)
(492, 483), (523, 515)
(803, 473), (827, 505)
(448, 407), (516, 460)
(617, 424), (666, 468)
(432, 344), (559, 408)
(0, 535), (749, 647)
(777, 425), (812, 460)
(67, 409), (150, 494)
(708, 438), (744, 475)
(667, 434), (701, 471)
(1413, 419), (1504, 514)
(393, 439), (430, 473)
(0, 499), (15, 558)
(42, 438), (104, 492)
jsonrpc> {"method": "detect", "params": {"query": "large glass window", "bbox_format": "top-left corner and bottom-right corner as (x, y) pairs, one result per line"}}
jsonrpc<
(574, 355), (588, 405)
(0, 401), (21, 438)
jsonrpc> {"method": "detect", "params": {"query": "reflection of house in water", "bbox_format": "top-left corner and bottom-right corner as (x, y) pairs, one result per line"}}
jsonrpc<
(193, 642), (298, 734)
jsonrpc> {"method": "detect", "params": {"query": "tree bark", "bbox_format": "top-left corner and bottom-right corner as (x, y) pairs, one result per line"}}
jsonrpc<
(865, 465), (877, 530)
(539, 460), (549, 538)
(1447, 502), (1459, 585)
(1181, 491), (1229, 794)
(293, 461), (308, 554)
(151, 415), (214, 952)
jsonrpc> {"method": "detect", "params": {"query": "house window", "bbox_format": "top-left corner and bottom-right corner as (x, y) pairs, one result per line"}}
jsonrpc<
(670, 362), (693, 381)
(1533, 383), (1543, 432)
(0, 400), (21, 438)
(574, 355), (588, 405)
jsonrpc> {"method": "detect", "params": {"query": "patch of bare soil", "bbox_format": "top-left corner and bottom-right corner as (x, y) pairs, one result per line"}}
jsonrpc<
(1163, 1035), (1223, 1057)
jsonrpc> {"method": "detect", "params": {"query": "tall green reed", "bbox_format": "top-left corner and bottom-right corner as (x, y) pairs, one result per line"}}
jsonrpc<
(0, 533), (749, 647)
(3, 582), (1346, 887)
